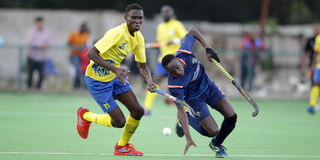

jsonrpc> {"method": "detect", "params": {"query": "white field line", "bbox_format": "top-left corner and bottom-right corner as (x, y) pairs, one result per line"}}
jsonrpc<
(0, 152), (320, 158)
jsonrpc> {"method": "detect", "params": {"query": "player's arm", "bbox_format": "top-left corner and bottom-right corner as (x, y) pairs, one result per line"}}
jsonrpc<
(301, 51), (308, 76)
(176, 104), (197, 155)
(301, 39), (311, 76)
(87, 46), (129, 84)
(138, 63), (156, 92)
(187, 26), (220, 62)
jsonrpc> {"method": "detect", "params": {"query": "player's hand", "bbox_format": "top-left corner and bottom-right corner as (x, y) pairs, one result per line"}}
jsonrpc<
(114, 68), (130, 85)
(147, 82), (157, 92)
(183, 138), (197, 155)
(206, 47), (220, 63)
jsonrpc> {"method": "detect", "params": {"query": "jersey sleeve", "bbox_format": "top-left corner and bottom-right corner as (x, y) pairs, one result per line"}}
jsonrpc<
(133, 32), (146, 63)
(314, 35), (320, 53)
(177, 34), (196, 54)
(175, 21), (187, 39)
(169, 88), (185, 103)
(94, 31), (121, 53)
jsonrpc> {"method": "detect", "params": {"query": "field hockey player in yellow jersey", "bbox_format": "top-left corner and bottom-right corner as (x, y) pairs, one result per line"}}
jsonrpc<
(76, 3), (155, 156)
(308, 33), (320, 114)
(144, 5), (187, 115)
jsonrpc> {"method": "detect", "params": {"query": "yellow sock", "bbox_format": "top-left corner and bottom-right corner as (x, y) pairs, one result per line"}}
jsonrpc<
(83, 112), (113, 127)
(118, 115), (140, 146)
(144, 84), (159, 110)
(310, 85), (320, 107)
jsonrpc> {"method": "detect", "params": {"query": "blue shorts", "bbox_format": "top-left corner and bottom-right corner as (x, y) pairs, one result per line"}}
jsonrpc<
(85, 76), (132, 113)
(314, 67), (320, 83)
(186, 82), (226, 121)
(154, 62), (169, 76)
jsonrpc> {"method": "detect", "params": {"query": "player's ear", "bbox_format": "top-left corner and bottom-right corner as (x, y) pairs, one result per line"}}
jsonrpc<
(124, 13), (128, 21)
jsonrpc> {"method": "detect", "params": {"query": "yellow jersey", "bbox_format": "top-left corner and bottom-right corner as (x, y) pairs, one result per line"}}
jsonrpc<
(156, 19), (187, 62)
(85, 23), (146, 82)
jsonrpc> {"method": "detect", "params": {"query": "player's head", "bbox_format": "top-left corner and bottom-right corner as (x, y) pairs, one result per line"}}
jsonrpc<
(80, 22), (89, 33)
(124, 3), (144, 33)
(35, 16), (43, 30)
(162, 54), (185, 77)
(161, 5), (174, 22)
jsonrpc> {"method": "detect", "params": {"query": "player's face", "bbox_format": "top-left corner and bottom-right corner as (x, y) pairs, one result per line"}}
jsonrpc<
(165, 59), (185, 77)
(161, 7), (173, 22)
(125, 9), (144, 32)
(36, 20), (43, 30)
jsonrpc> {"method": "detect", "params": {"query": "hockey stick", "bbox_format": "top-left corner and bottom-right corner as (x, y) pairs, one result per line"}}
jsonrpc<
(151, 88), (195, 115)
(211, 58), (259, 117)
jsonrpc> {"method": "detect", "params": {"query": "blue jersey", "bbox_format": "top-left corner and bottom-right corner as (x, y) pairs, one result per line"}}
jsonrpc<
(168, 34), (213, 102)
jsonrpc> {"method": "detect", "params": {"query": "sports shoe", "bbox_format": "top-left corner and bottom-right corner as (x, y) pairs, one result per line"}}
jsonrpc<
(209, 141), (228, 158)
(175, 120), (184, 137)
(114, 143), (144, 156)
(77, 107), (91, 139)
(308, 106), (316, 114)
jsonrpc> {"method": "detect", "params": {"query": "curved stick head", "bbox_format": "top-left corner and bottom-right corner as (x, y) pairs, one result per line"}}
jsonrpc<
(251, 107), (259, 117)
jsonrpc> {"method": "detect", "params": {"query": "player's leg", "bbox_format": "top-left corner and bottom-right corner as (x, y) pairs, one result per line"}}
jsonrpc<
(175, 110), (211, 137)
(36, 61), (45, 89)
(116, 90), (144, 144)
(211, 98), (236, 145)
(144, 62), (167, 115)
(204, 82), (236, 158)
(309, 67), (320, 114)
(77, 76), (126, 139)
(27, 58), (35, 89)
(240, 54), (248, 87)
(177, 100), (216, 137)
(113, 78), (144, 156)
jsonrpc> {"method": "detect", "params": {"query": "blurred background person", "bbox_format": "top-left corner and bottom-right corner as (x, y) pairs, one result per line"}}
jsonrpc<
(143, 5), (187, 115)
(26, 16), (52, 90)
(240, 32), (265, 92)
(307, 28), (320, 114)
(68, 22), (89, 89)
(301, 24), (319, 85)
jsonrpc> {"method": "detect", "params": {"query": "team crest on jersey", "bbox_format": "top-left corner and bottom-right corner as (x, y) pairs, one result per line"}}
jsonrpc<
(195, 111), (202, 118)
(169, 29), (175, 35)
(119, 43), (126, 50)
(192, 58), (199, 65)
(92, 60), (115, 76)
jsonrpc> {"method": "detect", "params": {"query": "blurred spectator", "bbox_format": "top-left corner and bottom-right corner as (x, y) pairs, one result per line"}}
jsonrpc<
(300, 24), (319, 84)
(26, 16), (52, 90)
(240, 32), (265, 92)
(68, 23), (89, 89)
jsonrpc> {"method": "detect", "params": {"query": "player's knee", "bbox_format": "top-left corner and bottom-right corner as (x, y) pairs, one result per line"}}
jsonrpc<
(207, 128), (219, 137)
(225, 114), (237, 125)
(112, 119), (126, 128)
(130, 107), (144, 120)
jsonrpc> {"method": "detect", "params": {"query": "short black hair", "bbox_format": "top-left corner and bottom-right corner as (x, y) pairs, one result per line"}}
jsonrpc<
(162, 54), (176, 68)
(125, 3), (143, 14)
(35, 16), (43, 22)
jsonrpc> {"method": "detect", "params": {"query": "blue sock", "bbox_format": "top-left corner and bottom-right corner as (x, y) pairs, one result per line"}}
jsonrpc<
(187, 112), (209, 136)
(213, 114), (237, 146)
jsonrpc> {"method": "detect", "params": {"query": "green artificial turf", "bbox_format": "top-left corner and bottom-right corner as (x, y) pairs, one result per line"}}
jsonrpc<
(0, 92), (319, 160)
